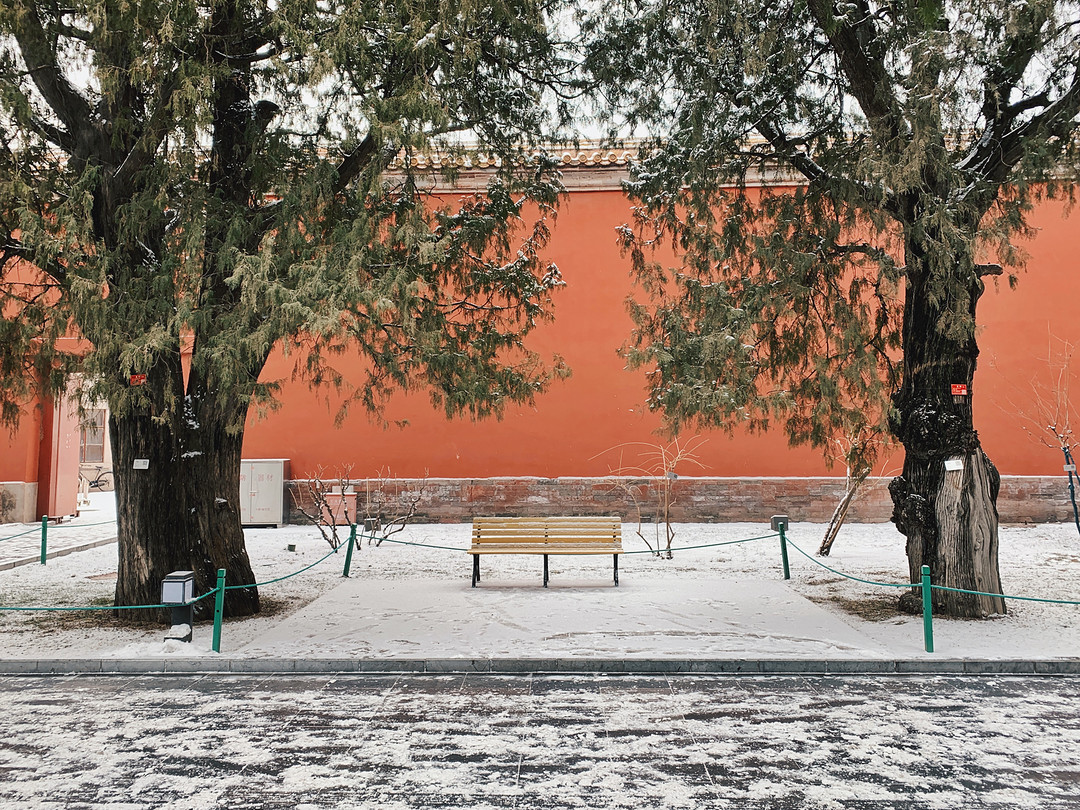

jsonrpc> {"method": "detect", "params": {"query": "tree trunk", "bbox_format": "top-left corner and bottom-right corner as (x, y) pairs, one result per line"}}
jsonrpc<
(889, 242), (1006, 618)
(109, 0), (265, 623)
(111, 363), (259, 622)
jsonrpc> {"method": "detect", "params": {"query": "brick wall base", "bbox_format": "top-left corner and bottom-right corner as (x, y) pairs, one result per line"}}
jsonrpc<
(287, 475), (1075, 526)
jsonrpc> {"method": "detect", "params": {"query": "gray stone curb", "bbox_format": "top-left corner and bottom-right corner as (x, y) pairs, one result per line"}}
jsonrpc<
(0, 537), (117, 571)
(1, 658), (1078, 676)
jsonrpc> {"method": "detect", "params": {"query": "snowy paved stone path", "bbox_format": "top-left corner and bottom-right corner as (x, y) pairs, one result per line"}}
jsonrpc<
(2, 673), (1078, 809)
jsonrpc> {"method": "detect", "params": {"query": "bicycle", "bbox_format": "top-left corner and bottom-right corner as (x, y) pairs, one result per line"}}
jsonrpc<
(78, 466), (113, 491)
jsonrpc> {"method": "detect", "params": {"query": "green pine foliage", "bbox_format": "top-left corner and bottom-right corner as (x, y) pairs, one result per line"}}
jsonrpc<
(583, 0), (1080, 467)
(0, 0), (572, 432)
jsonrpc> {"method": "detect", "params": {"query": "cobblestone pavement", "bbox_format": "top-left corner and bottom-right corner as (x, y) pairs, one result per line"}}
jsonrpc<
(2, 674), (1079, 809)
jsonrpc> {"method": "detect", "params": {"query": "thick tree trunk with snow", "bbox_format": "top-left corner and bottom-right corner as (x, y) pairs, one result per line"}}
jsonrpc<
(111, 360), (259, 622)
(888, 244), (1006, 618)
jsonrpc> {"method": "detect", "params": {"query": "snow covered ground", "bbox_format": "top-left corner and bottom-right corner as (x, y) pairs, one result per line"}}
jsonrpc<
(3, 672), (1078, 810)
(1, 493), (1079, 661)
(6, 495), (1080, 810)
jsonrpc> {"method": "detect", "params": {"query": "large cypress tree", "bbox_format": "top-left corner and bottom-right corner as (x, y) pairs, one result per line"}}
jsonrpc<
(0, 0), (571, 619)
(584, 0), (1080, 616)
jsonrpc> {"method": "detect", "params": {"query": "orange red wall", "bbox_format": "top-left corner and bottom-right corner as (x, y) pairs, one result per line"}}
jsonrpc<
(976, 198), (1080, 472)
(4, 179), (1077, 496)
(241, 184), (1080, 480)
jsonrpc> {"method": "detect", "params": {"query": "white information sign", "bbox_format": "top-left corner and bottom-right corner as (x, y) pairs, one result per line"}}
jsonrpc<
(133, 458), (150, 470)
(944, 458), (964, 472)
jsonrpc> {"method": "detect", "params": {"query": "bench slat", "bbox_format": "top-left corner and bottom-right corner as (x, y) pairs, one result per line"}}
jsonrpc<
(473, 519), (618, 525)
(468, 546), (621, 555)
(473, 525), (619, 534)
(470, 516), (622, 551)
(470, 533), (622, 540)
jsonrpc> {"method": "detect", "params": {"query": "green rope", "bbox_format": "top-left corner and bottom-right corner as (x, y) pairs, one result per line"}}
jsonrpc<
(784, 536), (917, 589)
(376, 535), (468, 553)
(224, 544), (342, 590)
(377, 531), (781, 555)
(930, 583), (1080, 606)
(0, 527), (39, 543)
(0, 589), (217, 613)
(1, 519), (115, 543)
(786, 535), (1080, 605)
(622, 532), (780, 554)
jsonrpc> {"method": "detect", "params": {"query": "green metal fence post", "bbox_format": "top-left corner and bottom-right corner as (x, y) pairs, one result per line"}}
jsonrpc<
(770, 516), (791, 580)
(921, 565), (934, 653)
(343, 524), (357, 577)
(212, 569), (226, 653)
(778, 525), (791, 581)
(40, 516), (48, 565)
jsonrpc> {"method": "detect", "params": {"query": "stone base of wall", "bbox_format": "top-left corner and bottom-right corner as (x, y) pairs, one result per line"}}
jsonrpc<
(287, 475), (1074, 526)
(0, 482), (38, 524)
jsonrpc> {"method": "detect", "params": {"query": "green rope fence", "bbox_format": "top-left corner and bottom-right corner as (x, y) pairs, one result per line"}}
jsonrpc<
(0, 526), (40, 543)
(45, 520), (116, 530)
(785, 533), (1080, 606)
(929, 583), (1080, 607)
(782, 532), (1080, 653)
(2, 517), (118, 570)
(621, 532), (780, 554)
(6, 517), (1080, 656)
(375, 531), (781, 555)
(223, 543), (344, 590)
(375, 535), (471, 553)
(0, 520), (114, 543)
(0, 588), (217, 613)
(784, 535), (915, 590)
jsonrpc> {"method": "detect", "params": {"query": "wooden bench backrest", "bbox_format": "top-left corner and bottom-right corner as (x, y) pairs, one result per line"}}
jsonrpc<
(472, 516), (622, 547)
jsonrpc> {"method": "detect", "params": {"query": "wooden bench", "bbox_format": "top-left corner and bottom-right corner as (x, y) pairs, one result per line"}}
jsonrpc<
(469, 516), (623, 588)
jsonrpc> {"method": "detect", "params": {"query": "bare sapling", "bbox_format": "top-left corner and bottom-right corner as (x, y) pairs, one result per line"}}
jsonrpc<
(291, 465), (358, 550)
(293, 466), (429, 549)
(593, 437), (706, 558)
(359, 469), (428, 546)
(1014, 337), (1080, 537)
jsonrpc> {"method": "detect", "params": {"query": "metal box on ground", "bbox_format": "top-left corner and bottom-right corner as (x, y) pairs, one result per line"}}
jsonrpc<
(239, 459), (290, 527)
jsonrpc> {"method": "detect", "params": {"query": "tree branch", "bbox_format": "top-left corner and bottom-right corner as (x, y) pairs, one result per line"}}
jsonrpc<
(112, 71), (185, 194)
(1, 237), (67, 286)
(332, 132), (397, 195)
(10, 0), (94, 150)
(805, 0), (907, 146)
(980, 4), (1050, 127)
(754, 118), (900, 216)
(986, 63), (1080, 186)
(3, 82), (71, 149)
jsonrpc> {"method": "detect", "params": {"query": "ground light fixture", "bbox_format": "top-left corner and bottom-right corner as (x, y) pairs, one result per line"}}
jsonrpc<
(161, 570), (195, 643)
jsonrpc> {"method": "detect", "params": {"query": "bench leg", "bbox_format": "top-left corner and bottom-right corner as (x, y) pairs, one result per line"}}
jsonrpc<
(614, 554), (619, 586)
(472, 555), (480, 588)
(543, 554), (549, 588)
